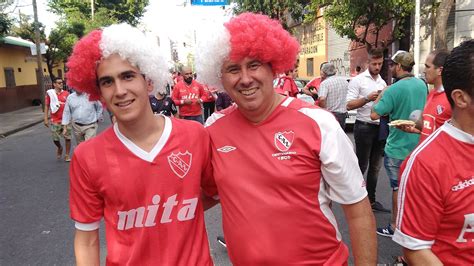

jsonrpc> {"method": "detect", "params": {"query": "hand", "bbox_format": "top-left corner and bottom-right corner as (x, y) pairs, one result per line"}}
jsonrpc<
(366, 91), (380, 102)
(183, 99), (193, 105)
(62, 128), (68, 135)
(394, 124), (420, 134)
(44, 119), (49, 128)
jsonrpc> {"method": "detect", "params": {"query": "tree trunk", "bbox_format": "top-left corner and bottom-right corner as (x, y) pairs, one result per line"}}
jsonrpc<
(434, 0), (454, 49)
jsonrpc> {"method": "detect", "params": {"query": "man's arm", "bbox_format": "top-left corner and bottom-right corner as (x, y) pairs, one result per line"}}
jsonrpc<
(341, 197), (377, 265)
(370, 87), (389, 120)
(74, 229), (100, 266)
(403, 248), (443, 266)
(317, 97), (327, 108)
(317, 83), (328, 108)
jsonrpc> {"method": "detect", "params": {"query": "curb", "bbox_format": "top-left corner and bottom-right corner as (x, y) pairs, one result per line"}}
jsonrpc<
(0, 120), (43, 139)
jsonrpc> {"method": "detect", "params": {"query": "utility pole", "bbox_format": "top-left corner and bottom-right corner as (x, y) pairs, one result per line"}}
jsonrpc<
(91, 0), (94, 20)
(32, 0), (45, 109)
(414, 0), (420, 77)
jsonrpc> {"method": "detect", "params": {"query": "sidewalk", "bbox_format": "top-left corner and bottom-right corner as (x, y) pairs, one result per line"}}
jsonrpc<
(0, 106), (44, 138)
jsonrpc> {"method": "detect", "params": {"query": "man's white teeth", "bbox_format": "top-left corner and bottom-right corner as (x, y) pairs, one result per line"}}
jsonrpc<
(117, 100), (132, 107)
(241, 88), (257, 96)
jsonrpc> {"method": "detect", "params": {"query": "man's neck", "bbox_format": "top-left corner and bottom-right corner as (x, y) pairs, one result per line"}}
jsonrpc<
(451, 111), (474, 136)
(117, 112), (165, 152)
(432, 79), (443, 91)
(54, 88), (62, 93)
(242, 93), (285, 124)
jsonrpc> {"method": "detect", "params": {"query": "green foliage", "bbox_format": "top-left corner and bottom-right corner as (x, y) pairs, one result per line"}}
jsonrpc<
(11, 13), (46, 42)
(48, 0), (149, 26)
(0, 12), (13, 38)
(230, 0), (311, 28)
(307, 0), (415, 47)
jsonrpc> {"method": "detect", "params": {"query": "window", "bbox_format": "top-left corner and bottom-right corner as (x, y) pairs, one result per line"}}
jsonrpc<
(4, 68), (16, 89)
(307, 58), (314, 77)
(57, 69), (63, 78)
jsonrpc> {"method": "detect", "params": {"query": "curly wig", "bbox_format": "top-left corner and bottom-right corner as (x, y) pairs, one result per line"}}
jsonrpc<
(196, 12), (300, 90)
(66, 23), (169, 100)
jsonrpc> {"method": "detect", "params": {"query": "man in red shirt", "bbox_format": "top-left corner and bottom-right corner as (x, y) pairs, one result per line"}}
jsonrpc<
(393, 39), (473, 265)
(197, 12), (376, 265)
(395, 49), (452, 143)
(43, 77), (72, 161)
(172, 66), (206, 124)
(65, 23), (215, 265)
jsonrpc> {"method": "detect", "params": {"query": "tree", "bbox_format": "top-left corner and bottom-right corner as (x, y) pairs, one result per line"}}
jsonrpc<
(230, 0), (311, 28)
(434, 0), (455, 49)
(11, 13), (46, 42)
(307, 0), (415, 50)
(0, 13), (13, 38)
(48, 0), (149, 26)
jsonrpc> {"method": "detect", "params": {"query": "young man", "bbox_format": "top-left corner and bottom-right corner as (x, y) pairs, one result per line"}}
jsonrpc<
(347, 48), (389, 213)
(197, 12), (376, 265)
(171, 66), (206, 124)
(393, 40), (474, 265)
(43, 77), (72, 161)
(62, 90), (103, 145)
(149, 91), (178, 117)
(66, 23), (215, 265)
(395, 50), (452, 143)
(370, 50), (427, 237)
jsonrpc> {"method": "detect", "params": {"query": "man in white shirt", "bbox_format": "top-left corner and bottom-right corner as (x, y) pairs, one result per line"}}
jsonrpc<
(347, 48), (389, 213)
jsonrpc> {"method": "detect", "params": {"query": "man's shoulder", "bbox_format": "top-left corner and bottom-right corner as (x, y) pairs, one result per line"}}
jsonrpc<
(205, 105), (238, 128)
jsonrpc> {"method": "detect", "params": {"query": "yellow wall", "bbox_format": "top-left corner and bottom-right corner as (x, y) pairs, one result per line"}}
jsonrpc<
(0, 45), (64, 88)
(293, 14), (327, 80)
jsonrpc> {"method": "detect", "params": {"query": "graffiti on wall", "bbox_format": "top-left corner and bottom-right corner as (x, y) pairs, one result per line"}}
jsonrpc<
(329, 57), (350, 76)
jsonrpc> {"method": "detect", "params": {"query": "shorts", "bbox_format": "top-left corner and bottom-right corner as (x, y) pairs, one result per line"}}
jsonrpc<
(51, 123), (72, 141)
(384, 156), (404, 191)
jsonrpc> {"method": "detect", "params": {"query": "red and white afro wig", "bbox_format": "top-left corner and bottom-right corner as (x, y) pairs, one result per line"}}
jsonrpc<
(66, 23), (169, 100)
(195, 12), (300, 90)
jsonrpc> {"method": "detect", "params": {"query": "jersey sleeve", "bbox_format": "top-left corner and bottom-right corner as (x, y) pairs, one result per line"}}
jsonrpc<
(300, 108), (367, 204)
(199, 127), (218, 197)
(171, 85), (182, 106)
(69, 149), (104, 230)
(393, 155), (442, 250)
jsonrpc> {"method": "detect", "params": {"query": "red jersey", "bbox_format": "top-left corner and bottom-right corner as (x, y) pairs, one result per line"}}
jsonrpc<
(394, 122), (474, 265)
(45, 90), (69, 124)
(306, 76), (322, 90)
(69, 116), (216, 265)
(275, 76), (299, 97)
(419, 87), (452, 142)
(205, 97), (367, 265)
(171, 80), (205, 117)
(202, 85), (216, 103)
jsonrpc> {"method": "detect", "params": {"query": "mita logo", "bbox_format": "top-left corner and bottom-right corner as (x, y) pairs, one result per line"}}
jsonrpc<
(117, 194), (198, 230)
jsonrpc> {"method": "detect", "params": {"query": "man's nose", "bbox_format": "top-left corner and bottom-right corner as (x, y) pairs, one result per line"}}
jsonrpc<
(239, 69), (253, 87)
(114, 81), (127, 96)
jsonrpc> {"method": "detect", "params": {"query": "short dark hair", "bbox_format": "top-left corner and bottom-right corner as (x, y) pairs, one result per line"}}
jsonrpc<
(368, 47), (384, 60)
(430, 49), (450, 68)
(442, 40), (474, 107)
(53, 77), (63, 83)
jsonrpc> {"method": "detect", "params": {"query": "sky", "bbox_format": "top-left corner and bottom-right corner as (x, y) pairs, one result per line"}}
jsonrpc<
(7, 0), (232, 66)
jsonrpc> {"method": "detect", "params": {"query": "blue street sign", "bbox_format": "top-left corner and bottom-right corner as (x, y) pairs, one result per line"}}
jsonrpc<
(191, 0), (227, 6)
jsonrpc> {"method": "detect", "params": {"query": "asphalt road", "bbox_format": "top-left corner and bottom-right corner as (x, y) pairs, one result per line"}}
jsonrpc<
(0, 119), (401, 265)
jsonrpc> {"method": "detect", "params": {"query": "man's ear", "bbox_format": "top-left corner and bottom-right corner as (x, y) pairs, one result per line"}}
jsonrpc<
(146, 79), (154, 93)
(451, 89), (471, 109)
(436, 66), (443, 77)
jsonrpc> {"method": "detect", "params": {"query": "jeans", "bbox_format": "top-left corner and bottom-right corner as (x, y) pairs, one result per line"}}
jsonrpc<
(384, 156), (404, 191)
(203, 102), (215, 122)
(331, 112), (347, 130)
(354, 120), (385, 202)
(183, 115), (204, 125)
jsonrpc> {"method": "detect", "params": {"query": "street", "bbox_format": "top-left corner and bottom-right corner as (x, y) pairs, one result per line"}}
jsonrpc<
(1, 119), (401, 265)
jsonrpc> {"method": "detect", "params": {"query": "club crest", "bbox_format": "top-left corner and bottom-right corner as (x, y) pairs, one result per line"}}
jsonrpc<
(274, 131), (294, 152)
(167, 151), (192, 178)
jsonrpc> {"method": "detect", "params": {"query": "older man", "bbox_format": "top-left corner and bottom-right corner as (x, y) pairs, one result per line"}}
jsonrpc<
(317, 63), (350, 129)
(197, 12), (376, 265)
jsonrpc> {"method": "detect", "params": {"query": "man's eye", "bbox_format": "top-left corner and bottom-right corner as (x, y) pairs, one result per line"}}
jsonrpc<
(228, 68), (239, 74)
(100, 79), (112, 87)
(249, 63), (261, 70)
(124, 74), (135, 80)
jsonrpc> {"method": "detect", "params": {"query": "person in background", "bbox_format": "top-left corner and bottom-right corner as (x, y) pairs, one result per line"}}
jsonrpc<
(44, 77), (72, 162)
(202, 85), (217, 121)
(149, 91), (178, 117)
(62, 90), (103, 145)
(370, 50), (427, 237)
(171, 66), (206, 124)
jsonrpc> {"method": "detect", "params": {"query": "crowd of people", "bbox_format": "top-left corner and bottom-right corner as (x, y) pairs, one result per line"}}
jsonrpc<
(39, 11), (473, 266)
